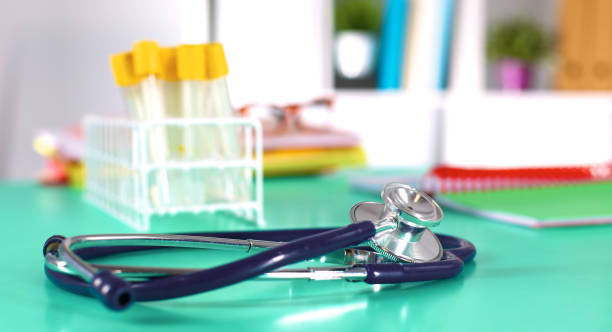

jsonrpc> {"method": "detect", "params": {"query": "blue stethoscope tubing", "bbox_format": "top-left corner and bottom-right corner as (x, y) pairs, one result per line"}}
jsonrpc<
(44, 223), (475, 310)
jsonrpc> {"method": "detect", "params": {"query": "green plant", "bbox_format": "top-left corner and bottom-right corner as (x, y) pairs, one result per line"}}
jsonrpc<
(487, 19), (551, 62)
(334, 0), (382, 32)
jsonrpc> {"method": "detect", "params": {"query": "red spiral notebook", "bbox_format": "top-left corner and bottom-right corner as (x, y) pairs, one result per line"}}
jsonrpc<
(421, 164), (612, 193)
(425, 164), (612, 228)
(351, 164), (612, 228)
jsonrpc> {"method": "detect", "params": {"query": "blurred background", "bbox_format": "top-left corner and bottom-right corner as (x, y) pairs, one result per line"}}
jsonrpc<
(1, 0), (612, 180)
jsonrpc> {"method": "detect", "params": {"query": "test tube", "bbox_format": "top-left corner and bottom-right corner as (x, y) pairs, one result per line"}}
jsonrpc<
(110, 52), (145, 210)
(176, 44), (215, 204)
(131, 41), (170, 207)
(205, 43), (251, 203)
(158, 47), (185, 205)
(110, 52), (145, 119)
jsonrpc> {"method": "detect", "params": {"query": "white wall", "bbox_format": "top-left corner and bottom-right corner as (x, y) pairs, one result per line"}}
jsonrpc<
(0, 0), (182, 179)
(216, 0), (333, 106)
(332, 91), (440, 167)
(333, 91), (612, 168)
(441, 93), (612, 167)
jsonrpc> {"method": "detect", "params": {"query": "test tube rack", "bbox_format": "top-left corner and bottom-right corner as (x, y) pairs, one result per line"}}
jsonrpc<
(84, 115), (263, 230)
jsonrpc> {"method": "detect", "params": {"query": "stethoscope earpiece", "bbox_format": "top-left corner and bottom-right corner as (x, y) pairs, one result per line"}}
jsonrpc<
(350, 183), (444, 263)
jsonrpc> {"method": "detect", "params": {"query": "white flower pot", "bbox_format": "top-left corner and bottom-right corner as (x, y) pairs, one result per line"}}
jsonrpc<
(334, 31), (377, 79)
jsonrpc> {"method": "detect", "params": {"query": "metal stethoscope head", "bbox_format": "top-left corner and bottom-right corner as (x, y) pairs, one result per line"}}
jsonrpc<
(350, 183), (444, 263)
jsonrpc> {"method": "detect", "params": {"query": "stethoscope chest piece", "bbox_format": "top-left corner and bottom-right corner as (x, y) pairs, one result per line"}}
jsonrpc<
(350, 183), (444, 263)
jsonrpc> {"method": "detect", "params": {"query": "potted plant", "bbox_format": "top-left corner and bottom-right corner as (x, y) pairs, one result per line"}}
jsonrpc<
(334, 0), (381, 80)
(487, 20), (551, 90)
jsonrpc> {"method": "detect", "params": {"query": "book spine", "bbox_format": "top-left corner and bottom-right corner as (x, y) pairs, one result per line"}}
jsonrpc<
(436, 0), (456, 90)
(377, 0), (409, 90)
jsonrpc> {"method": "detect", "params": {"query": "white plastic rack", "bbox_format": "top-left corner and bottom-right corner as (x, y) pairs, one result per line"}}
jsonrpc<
(84, 116), (263, 230)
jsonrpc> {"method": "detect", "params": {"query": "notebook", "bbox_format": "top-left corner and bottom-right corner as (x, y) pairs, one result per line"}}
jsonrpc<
(423, 164), (612, 193)
(436, 181), (612, 228)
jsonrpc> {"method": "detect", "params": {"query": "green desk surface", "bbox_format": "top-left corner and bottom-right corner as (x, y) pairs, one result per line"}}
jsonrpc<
(1, 171), (611, 331)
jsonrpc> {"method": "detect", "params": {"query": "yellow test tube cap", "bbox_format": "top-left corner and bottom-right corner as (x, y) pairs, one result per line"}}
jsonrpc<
(109, 52), (140, 87)
(177, 44), (207, 80)
(159, 47), (179, 82)
(205, 43), (229, 79)
(132, 40), (162, 76)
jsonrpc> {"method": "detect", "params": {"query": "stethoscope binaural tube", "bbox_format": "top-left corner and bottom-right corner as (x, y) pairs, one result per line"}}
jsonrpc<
(43, 228), (475, 311)
(46, 222), (378, 311)
(42, 183), (476, 312)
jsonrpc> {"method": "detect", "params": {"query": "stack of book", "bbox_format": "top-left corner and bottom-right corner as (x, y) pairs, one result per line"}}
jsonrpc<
(262, 131), (366, 177)
(239, 98), (366, 177)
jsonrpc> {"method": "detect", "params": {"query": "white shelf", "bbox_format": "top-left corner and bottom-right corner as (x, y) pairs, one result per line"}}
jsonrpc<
(330, 90), (612, 169)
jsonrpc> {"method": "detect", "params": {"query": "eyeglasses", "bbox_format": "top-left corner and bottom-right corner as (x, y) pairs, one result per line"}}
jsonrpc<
(238, 97), (334, 134)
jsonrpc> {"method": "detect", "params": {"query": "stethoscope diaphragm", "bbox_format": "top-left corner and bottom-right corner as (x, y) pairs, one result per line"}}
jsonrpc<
(349, 183), (444, 263)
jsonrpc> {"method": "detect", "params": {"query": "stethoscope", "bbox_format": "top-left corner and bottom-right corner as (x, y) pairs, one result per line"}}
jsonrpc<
(43, 183), (475, 311)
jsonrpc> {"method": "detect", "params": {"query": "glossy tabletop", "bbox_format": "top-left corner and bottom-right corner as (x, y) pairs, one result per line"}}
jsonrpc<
(1, 171), (611, 331)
